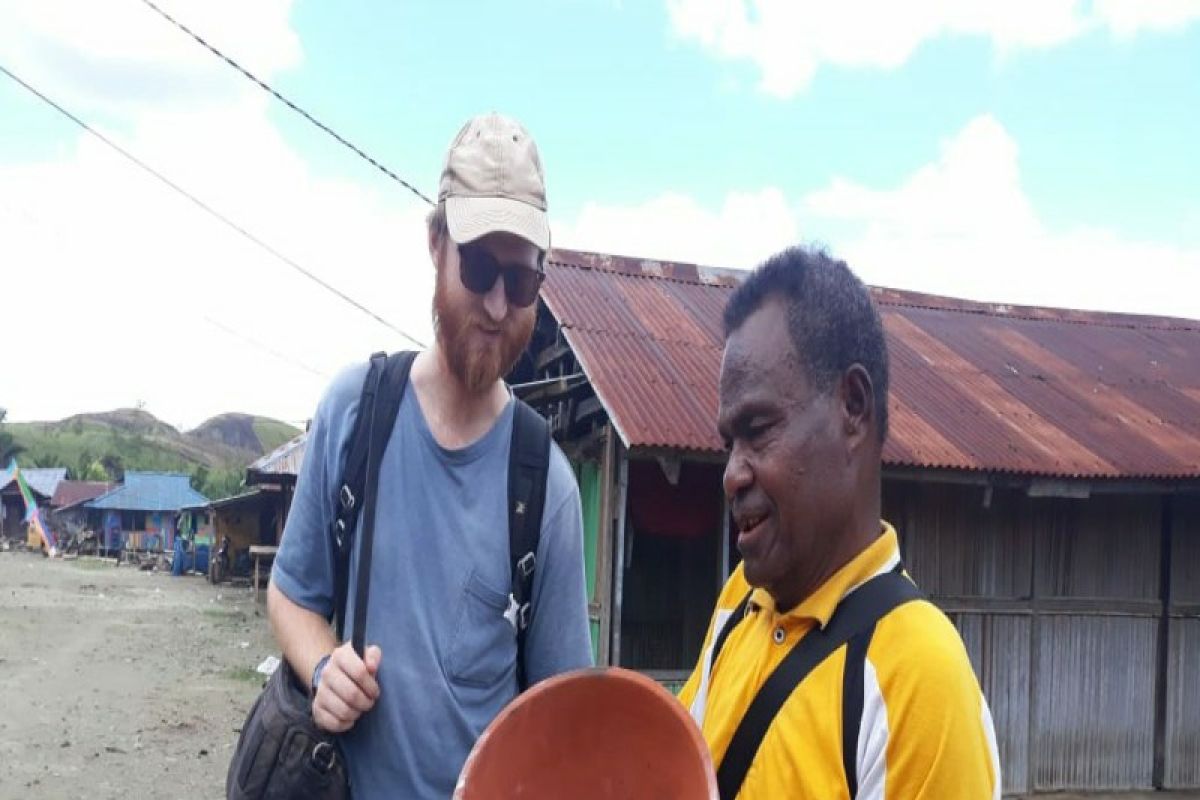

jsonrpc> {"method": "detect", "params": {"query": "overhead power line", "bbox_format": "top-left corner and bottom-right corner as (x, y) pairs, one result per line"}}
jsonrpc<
(0, 61), (426, 350)
(203, 316), (329, 379)
(138, 0), (435, 207)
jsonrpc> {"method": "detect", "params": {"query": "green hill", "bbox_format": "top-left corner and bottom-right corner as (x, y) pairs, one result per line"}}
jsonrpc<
(188, 413), (300, 457)
(5, 409), (301, 499)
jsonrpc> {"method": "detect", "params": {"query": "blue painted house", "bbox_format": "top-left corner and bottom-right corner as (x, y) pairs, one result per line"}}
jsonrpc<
(86, 472), (209, 554)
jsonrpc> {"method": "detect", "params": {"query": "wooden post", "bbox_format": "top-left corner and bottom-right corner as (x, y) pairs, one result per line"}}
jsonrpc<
(275, 489), (284, 545)
(211, 510), (220, 581)
(280, 482), (293, 542)
(595, 426), (616, 666)
(1153, 494), (1174, 788)
(611, 445), (629, 667)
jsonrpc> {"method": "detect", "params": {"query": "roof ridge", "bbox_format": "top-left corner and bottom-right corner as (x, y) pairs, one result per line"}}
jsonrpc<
(547, 251), (741, 290)
(871, 290), (1200, 331)
(550, 249), (1198, 330)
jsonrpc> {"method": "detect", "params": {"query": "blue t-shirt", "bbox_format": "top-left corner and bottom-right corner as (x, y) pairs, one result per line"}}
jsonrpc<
(272, 362), (593, 798)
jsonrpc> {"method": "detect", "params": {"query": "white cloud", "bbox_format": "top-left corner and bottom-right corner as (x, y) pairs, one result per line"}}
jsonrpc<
(802, 114), (1200, 319)
(0, 0), (435, 430)
(552, 115), (1200, 320)
(1095, 0), (1200, 37)
(806, 116), (1038, 239)
(556, 188), (798, 270)
(666, 0), (1200, 97)
(0, 0), (300, 116)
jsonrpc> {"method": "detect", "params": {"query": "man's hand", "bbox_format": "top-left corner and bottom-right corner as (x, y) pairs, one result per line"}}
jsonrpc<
(312, 643), (382, 733)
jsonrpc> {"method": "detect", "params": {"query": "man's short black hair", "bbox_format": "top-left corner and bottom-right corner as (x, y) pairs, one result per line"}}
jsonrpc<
(723, 246), (890, 442)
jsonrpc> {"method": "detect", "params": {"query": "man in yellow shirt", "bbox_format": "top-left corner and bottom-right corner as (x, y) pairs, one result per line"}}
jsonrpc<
(680, 247), (1001, 799)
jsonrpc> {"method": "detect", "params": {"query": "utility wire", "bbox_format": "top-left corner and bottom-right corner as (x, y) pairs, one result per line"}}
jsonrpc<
(0, 61), (426, 350)
(203, 316), (329, 379)
(138, 0), (435, 207)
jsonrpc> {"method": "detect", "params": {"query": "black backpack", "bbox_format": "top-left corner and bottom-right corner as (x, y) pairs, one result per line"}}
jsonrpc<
(226, 351), (552, 800)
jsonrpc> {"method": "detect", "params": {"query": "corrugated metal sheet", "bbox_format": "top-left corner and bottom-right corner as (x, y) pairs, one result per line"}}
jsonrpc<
(1172, 494), (1200, 605)
(542, 248), (1200, 478)
(1034, 494), (1162, 601)
(50, 480), (113, 510)
(1167, 495), (1200, 788)
(953, 613), (1032, 795)
(895, 482), (1033, 598)
(1, 467), (67, 499)
(1166, 617), (1200, 788)
(541, 251), (728, 456)
(86, 471), (208, 512)
(247, 433), (306, 483)
(891, 481), (1180, 792)
(1033, 616), (1158, 790)
(206, 488), (266, 511)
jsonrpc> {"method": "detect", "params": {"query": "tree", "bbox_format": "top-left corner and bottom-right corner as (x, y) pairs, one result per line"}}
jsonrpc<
(190, 465), (210, 494)
(82, 461), (109, 482)
(0, 408), (24, 465)
(73, 449), (96, 481)
(195, 467), (243, 501)
(100, 453), (125, 482)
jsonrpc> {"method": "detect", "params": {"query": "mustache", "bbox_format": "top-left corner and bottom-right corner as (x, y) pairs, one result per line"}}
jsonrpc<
(731, 503), (770, 532)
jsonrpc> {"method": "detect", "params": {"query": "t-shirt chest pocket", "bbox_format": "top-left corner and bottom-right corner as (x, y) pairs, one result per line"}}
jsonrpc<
(446, 569), (517, 688)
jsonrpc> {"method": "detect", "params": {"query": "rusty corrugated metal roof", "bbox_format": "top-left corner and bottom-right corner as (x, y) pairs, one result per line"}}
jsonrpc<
(50, 480), (114, 510)
(246, 433), (306, 484)
(541, 248), (1200, 479)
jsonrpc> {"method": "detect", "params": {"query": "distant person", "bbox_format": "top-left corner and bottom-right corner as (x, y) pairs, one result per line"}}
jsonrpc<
(680, 247), (1000, 798)
(267, 113), (592, 798)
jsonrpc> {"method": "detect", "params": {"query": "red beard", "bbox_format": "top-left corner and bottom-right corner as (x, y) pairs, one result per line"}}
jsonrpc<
(434, 266), (534, 394)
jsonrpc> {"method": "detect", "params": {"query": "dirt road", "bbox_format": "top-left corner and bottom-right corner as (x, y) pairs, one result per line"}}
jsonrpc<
(0, 550), (275, 800)
(3, 550), (1198, 800)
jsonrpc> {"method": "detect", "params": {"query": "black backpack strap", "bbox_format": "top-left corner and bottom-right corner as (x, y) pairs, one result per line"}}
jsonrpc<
(716, 569), (922, 800)
(841, 623), (874, 798)
(331, 351), (416, 649)
(841, 562), (905, 797)
(507, 399), (551, 690)
(710, 589), (755, 676)
(349, 351), (416, 656)
(331, 352), (385, 641)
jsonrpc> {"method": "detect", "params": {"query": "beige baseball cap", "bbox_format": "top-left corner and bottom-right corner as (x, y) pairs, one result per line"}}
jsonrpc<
(438, 113), (550, 251)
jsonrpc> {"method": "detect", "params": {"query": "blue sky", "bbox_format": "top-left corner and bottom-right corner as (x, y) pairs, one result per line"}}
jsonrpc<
(1, 0), (1198, 426)
(279, 0), (1200, 244)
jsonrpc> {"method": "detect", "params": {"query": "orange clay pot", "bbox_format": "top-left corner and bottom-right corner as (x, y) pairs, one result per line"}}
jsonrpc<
(455, 667), (718, 799)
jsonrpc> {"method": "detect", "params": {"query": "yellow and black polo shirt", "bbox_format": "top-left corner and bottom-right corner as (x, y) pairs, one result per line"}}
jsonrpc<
(679, 524), (1001, 799)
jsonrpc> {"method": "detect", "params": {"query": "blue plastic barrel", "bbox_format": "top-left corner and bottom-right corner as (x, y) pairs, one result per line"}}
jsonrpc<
(172, 538), (185, 576)
(194, 544), (210, 575)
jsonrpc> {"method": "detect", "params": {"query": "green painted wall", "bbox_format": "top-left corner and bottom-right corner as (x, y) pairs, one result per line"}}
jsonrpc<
(576, 460), (602, 662)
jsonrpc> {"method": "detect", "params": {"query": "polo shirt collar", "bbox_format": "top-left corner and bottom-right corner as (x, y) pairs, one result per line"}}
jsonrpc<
(749, 522), (901, 629)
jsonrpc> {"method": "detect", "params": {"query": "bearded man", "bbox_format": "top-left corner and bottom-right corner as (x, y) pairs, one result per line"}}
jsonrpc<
(268, 114), (592, 799)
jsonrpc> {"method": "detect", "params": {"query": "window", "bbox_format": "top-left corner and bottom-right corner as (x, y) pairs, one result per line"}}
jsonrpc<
(122, 511), (147, 530)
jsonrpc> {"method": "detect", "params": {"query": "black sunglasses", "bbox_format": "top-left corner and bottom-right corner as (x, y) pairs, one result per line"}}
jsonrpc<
(457, 244), (545, 308)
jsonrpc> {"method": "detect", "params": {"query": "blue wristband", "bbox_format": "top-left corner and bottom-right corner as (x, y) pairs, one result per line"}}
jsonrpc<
(310, 653), (332, 698)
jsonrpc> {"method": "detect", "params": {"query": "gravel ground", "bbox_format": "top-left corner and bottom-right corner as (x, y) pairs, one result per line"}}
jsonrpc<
(2, 549), (1197, 800)
(0, 550), (275, 799)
